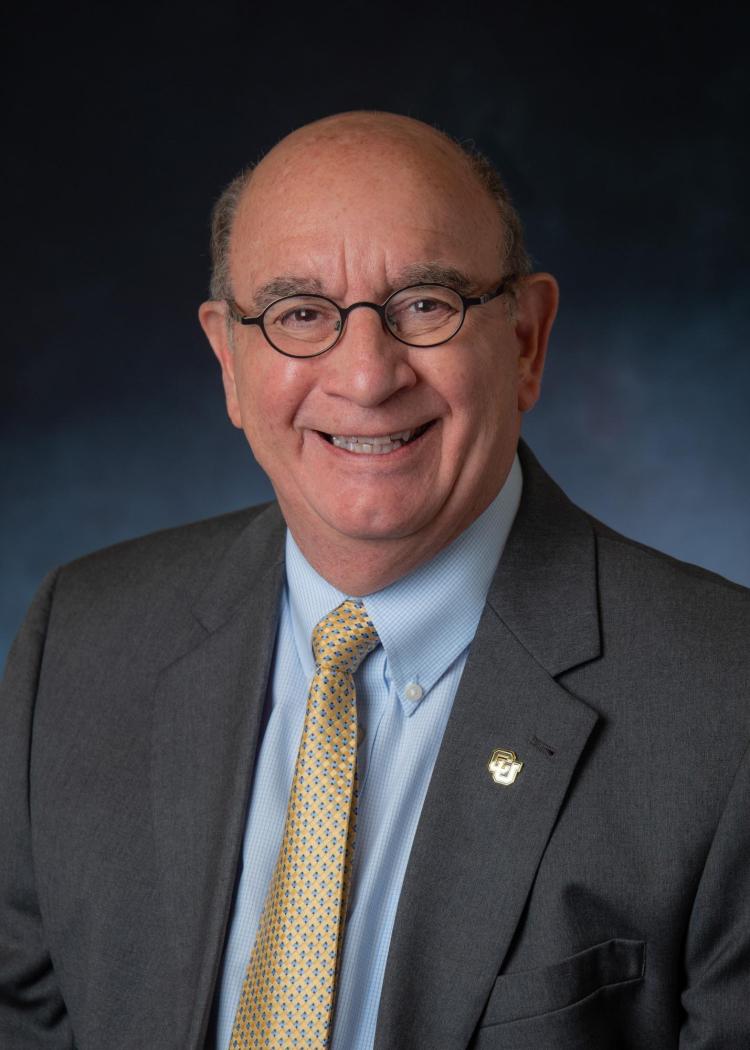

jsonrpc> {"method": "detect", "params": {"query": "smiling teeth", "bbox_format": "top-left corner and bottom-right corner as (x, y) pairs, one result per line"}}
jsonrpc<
(331, 429), (413, 454)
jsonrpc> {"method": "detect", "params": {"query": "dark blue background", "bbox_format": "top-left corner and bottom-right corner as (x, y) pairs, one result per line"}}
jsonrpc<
(3, 2), (749, 664)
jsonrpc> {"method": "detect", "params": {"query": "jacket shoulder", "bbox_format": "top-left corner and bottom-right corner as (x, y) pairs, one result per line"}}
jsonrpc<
(585, 513), (750, 685)
(57, 504), (271, 593)
(590, 512), (750, 603)
(41, 503), (283, 668)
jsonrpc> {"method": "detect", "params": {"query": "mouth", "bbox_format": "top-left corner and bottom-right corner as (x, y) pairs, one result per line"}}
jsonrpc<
(320, 421), (434, 455)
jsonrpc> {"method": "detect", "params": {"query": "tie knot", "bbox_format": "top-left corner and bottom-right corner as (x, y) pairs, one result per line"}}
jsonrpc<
(312, 599), (380, 674)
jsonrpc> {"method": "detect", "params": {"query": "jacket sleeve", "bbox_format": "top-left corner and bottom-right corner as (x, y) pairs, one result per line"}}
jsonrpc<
(0, 570), (74, 1049)
(680, 739), (750, 1049)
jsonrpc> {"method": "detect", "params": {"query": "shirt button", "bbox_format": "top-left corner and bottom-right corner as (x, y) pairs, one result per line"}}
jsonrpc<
(357, 723), (366, 746)
(404, 682), (424, 703)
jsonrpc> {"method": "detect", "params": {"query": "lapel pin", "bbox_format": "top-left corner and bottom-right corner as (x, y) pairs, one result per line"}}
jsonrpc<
(488, 749), (524, 786)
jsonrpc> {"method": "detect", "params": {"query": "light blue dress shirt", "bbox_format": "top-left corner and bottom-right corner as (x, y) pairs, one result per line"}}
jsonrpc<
(214, 455), (522, 1050)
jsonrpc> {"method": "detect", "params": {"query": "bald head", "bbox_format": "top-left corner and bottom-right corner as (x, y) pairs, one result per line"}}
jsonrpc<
(263, 110), (463, 158)
(253, 111), (479, 184)
(208, 111), (530, 302)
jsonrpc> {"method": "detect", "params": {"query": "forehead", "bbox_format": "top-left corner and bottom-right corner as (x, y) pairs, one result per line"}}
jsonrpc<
(228, 129), (505, 296)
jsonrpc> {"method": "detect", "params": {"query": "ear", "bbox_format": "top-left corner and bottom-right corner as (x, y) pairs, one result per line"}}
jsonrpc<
(512, 273), (559, 413)
(198, 300), (243, 429)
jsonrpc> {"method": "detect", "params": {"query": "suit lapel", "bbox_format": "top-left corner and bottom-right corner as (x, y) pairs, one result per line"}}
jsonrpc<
(374, 443), (603, 1050)
(150, 503), (286, 1048)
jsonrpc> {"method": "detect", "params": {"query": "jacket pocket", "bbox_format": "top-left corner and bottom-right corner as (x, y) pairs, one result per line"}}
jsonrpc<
(479, 937), (646, 1027)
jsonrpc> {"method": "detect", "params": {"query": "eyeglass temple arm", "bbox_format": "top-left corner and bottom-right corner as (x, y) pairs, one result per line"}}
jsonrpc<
(225, 299), (263, 325)
(464, 275), (517, 308)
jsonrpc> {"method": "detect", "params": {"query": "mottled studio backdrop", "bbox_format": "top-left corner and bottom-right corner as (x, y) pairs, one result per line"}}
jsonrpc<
(3, 3), (749, 663)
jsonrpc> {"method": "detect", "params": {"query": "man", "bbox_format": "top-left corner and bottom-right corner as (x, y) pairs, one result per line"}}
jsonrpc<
(1, 112), (748, 1049)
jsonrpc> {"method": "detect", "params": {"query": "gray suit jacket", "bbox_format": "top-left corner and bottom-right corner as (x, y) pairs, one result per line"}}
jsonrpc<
(2, 442), (749, 1049)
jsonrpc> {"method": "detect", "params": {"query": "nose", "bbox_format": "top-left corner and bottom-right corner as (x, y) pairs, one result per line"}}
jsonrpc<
(322, 305), (417, 406)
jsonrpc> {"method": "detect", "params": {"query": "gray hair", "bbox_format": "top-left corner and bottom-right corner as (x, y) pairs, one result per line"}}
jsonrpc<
(207, 142), (532, 303)
(208, 166), (255, 301)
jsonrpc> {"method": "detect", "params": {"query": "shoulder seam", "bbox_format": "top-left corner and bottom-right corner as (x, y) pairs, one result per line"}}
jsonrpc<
(589, 517), (749, 596)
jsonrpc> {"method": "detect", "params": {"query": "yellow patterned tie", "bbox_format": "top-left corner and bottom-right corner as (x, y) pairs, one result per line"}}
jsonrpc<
(230, 599), (380, 1049)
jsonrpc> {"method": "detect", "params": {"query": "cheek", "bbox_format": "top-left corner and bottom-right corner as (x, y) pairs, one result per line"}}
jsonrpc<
(421, 353), (477, 411)
(234, 354), (311, 440)
(437, 352), (517, 441)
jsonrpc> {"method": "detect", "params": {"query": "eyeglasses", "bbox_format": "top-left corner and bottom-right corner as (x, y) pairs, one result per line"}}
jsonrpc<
(225, 278), (515, 358)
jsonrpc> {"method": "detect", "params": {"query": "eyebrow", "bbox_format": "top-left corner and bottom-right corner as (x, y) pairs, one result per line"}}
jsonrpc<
(248, 263), (476, 312)
(390, 263), (475, 295)
(251, 275), (325, 310)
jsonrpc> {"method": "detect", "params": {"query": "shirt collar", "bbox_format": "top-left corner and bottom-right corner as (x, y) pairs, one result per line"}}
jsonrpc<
(285, 454), (522, 714)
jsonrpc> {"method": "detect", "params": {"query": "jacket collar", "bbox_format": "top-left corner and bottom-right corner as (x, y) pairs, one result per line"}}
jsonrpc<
(488, 439), (601, 676)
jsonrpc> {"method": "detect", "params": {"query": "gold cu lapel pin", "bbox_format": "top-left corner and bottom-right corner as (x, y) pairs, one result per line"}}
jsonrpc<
(488, 749), (524, 786)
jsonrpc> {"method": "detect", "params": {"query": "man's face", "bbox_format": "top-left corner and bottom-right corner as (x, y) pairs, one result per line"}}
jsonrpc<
(201, 119), (556, 586)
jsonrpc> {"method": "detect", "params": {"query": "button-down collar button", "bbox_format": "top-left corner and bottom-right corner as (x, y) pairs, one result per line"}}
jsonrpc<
(357, 723), (366, 746)
(404, 681), (424, 703)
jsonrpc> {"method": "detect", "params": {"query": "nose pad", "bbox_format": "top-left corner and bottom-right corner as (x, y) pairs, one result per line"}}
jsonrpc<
(339, 301), (390, 340)
(333, 303), (395, 356)
(340, 304), (397, 352)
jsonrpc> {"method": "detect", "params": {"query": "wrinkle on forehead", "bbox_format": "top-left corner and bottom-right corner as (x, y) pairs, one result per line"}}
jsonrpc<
(229, 112), (505, 298)
(243, 263), (477, 314)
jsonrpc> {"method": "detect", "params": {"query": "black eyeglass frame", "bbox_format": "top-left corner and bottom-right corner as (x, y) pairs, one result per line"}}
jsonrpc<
(224, 277), (516, 359)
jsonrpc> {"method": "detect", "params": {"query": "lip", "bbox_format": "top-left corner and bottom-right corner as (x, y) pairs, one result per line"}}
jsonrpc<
(308, 417), (434, 459)
(315, 420), (436, 455)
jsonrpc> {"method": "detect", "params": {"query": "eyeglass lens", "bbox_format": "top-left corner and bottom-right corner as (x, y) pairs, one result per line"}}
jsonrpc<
(262, 285), (465, 357)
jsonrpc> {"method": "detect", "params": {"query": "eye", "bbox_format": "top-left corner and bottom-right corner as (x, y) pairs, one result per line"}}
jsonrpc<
(280, 307), (319, 326)
(396, 296), (455, 318)
(387, 289), (460, 333)
(411, 297), (448, 315)
(265, 296), (339, 337)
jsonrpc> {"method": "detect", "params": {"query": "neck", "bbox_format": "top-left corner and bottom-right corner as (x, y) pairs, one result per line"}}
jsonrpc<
(284, 492), (503, 596)
(290, 533), (444, 596)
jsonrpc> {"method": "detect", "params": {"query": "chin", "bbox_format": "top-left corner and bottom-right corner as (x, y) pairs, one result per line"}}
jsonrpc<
(319, 503), (438, 544)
